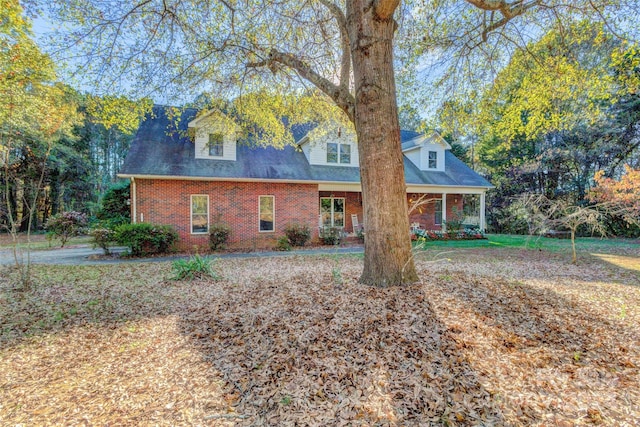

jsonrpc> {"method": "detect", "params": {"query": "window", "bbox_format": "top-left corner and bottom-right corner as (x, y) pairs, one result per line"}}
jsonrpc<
(259, 195), (274, 232)
(320, 197), (345, 227)
(208, 133), (224, 157)
(327, 143), (351, 164)
(434, 199), (442, 225)
(340, 144), (351, 164)
(428, 151), (438, 169)
(327, 143), (338, 163)
(191, 195), (209, 233)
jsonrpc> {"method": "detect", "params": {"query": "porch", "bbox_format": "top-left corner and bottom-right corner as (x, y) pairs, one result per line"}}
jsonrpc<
(317, 188), (487, 236)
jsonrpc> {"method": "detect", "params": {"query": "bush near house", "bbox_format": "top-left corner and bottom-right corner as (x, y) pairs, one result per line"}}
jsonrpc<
(319, 226), (342, 245)
(209, 222), (231, 251)
(45, 211), (89, 247)
(275, 235), (292, 251)
(115, 223), (178, 256)
(412, 227), (485, 241)
(90, 227), (115, 255)
(284, 223), (311, 247)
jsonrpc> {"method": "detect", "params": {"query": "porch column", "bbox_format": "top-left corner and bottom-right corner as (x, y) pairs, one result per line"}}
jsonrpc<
(442, 192), (447, 232)
(480, 192), (486, 232)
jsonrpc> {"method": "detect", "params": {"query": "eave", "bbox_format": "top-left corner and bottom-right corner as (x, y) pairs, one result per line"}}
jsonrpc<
(117, 173), (493, 193)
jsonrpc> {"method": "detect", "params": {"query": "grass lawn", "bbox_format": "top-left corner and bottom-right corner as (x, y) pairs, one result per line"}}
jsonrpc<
(1, 239), (639, 425)
(0, 233), (93, 250)
(416, 233), (640, 253)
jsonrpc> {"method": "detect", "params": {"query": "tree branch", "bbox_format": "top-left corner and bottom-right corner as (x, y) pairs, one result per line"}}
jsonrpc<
(317, 0), (351, 89)
(466, 0), (540, 19)
(465, 0), (542, 41)
(373, 0), (400, 20)
(247, 50), (355, 122)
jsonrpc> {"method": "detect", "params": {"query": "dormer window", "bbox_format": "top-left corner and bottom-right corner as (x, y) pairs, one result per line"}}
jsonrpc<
(428, 151), (438, 169)
(208, 133), (224, 157)
(327, 142), (351, 164)
(340, 144), (351, 163)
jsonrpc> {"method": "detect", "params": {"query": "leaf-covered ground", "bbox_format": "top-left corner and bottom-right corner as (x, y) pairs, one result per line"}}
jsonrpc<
(1, 246), (638, 426)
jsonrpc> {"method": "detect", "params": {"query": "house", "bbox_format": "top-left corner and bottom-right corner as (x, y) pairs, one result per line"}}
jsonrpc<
(118, 105), (492, 250)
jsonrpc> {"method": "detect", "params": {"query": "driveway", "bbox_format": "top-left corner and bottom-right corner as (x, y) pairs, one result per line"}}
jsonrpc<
(0, 244), (364, 266)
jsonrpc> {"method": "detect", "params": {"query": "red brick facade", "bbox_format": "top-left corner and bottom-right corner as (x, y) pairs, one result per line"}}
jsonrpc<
(134, 179), (319, 250)
(408, 193), (464, 230)
(133, 180), (470, 250)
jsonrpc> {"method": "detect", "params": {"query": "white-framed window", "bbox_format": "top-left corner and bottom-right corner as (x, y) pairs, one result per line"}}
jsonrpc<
(428, 151), (438, 169)
(259, 195), (275, 232)
(191, 195), (209, 234)
(434, 199), (442, 225)
(327, 143), (351, 164)
(320, 197), (345, 227)
(208, 133), (224, 157)
(340, 144), (351, 163)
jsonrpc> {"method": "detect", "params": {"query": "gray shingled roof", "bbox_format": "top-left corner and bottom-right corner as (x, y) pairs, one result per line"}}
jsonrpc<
(119, 105), (492, 188)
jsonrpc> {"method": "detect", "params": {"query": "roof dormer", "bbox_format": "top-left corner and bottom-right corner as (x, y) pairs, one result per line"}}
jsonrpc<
(298, 121), (359, 167)
(402, 131), (450, 172)
(188, 110), (238, 161)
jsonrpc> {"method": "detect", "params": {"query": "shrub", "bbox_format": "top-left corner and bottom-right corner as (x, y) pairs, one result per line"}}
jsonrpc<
(444, 206), (464, 232)
(275, 235), (292, 251)
(97, 181), (130, 226)
(171, 255), (220, 281)
(412, 228), (486, 241)
(90, 227), (115, 255)
(209, 222), (231, 251)
(115, 223), (178, 256)
(45, 211), (89, 247)
(284, 223), (311, 247)
(319, 226), (342, 245)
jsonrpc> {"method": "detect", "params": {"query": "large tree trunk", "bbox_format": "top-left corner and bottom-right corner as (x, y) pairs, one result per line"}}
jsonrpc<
(347, 0), (418, 287)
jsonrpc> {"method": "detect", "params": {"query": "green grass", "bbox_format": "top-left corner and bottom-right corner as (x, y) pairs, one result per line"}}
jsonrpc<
(0, 234), (93, 250)
(413, 234), (639, 254)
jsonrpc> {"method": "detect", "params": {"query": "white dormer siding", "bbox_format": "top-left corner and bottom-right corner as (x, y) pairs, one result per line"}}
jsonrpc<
(188, 110), (238, 161)
(421, 143), (445, 171)
(402, 131), (450, 172)
(404, 149), (421, 169)
(194, 131), (237, 161)
(300, 129), (359, 167)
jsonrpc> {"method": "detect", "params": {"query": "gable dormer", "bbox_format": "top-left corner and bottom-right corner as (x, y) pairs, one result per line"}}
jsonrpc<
(402, 131), (450, 172)
(298, 122), (359, 167)
(188, 110), (238, 161)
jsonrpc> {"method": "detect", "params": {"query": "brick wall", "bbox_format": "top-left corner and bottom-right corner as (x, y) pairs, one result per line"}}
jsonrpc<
(408, 193), (464, 230)
(134, 179), (319, 250)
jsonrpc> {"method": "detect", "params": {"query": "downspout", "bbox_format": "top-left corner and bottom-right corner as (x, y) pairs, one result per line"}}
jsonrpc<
(131, 177), (137, 224)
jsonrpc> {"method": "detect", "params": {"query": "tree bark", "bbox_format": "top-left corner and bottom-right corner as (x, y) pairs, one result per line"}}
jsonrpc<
(347, 0), (418, 286)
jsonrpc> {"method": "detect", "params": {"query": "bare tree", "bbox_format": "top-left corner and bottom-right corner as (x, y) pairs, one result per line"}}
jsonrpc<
(512, 193), (638, 263)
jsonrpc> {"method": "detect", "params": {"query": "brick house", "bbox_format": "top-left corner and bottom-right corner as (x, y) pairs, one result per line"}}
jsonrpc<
(118, 106), (492, 250)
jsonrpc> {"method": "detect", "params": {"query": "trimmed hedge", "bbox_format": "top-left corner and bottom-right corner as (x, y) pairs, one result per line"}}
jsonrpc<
(115, 223), (178, 256)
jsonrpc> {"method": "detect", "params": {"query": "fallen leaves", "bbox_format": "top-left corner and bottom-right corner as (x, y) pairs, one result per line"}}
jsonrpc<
(0, 246), (638, 425)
